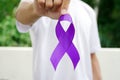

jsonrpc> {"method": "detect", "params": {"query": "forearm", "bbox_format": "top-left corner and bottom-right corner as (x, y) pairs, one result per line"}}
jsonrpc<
(91, 53), (102, 80)
(15, 2), (40, 25)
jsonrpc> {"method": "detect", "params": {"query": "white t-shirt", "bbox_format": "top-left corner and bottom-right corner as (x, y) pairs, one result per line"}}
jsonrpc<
(16, 0), (101, 80)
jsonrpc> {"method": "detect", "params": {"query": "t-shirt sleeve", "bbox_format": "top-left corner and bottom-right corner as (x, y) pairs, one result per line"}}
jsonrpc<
(80, 1), (101, 54)
(16, 20), (32, 33)
(89, 11), (101, 54)
(16, 0), (34, 33)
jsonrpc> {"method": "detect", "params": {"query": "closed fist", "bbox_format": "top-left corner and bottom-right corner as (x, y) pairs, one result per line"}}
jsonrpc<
(33, 0), (70, 19)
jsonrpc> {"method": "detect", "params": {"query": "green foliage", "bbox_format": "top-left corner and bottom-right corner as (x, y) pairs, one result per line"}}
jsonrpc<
(82, 0), (120, 47)
(0, 16), (31, 46)
(0, 0), (120, 47)
(0, 0), (20, 21)
(82, 0), (97, 8)
(99, 23), (120, 47)
(98, 0), (120, 47)
(0, 0), (31, 46)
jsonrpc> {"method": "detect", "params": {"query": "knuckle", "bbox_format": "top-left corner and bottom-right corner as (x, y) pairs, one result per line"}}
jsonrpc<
(54, 1), (62, 6)
(46, 3), (53, 8)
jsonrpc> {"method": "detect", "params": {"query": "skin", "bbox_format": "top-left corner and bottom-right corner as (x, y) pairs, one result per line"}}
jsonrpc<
(91, 53), (102, 80)
(15, 0), (102, 79)
(16, 0), (70, 25)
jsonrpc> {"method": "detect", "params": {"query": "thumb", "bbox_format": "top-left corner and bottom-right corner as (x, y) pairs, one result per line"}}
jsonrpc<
(61, 0), (70, 14)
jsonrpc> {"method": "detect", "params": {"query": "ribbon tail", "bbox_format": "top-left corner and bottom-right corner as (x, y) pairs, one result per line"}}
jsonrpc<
(67, 43), (80, 69)
(50, 43), (66, 70)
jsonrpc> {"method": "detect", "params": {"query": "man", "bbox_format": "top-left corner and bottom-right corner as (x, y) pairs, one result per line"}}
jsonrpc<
(15, 0), (102, 80)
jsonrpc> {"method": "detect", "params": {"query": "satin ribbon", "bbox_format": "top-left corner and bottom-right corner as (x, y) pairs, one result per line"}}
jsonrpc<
(50, 14), (80, 70)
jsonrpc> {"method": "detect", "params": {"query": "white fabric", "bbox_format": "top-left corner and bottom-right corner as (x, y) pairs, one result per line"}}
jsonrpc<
(16, 0), (101, 80)
(20, 0), (80, 2)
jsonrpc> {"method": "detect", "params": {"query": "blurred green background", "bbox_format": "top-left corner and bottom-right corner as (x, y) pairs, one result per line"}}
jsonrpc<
(0, 0), (120, 47)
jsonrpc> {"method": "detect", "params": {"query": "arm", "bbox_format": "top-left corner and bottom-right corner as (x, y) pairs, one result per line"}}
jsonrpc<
(15, 2), (40, 25)
(91, 53), (102, 80)
(15, 0), (70, 25)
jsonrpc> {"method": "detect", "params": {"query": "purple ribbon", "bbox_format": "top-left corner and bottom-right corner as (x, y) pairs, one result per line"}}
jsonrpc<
(50, 14), (80, 70)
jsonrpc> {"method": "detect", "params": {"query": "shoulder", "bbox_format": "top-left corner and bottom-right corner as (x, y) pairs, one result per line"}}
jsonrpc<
(79, 1), (96, 15)
(69, 0), (96, 19)
(69, 0), (97, 23)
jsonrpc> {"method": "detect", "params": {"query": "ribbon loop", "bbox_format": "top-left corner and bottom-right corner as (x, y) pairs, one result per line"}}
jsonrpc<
(50, 14), (80, 70)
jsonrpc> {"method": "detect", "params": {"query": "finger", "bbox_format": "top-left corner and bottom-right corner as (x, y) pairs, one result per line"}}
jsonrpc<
(45, 0), (54, 10)
(52, 0), (62, 11)
(38, 0), (45, 8)
(61, 0), (70, 14)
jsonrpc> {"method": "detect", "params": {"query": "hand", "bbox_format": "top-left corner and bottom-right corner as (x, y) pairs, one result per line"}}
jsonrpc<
(33, 0), (70, 19)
